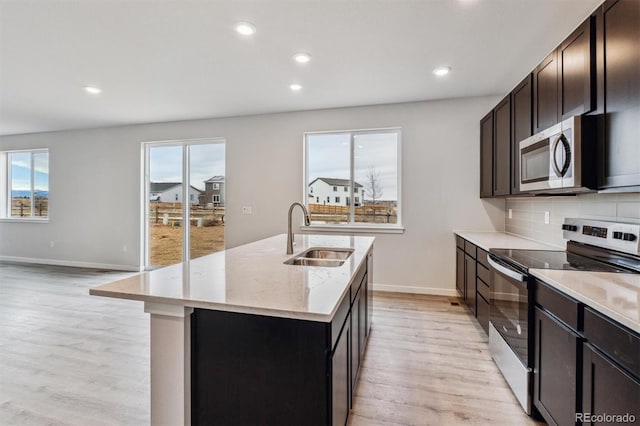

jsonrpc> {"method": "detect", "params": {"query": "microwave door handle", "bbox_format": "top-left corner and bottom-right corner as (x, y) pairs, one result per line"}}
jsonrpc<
(552, 134), (571, 177)
(487, 255), (526, 282)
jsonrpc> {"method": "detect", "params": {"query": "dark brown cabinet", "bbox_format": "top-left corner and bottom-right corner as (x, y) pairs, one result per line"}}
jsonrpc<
(456, 247), (465, 298)
(350, 286), (362, 393)
(534, 306), (581, 426)
(480, 111), (494, 198)
(493, 95), (511, 196)
(533, 50), (560, 133)
(510, 74), (533, 195)
(595, 0), (640, 189)
(582, 343), (640, 425)
(465, 254), (476, 314)
(332, 320), (350, 426)
(560, 17), (596, 119)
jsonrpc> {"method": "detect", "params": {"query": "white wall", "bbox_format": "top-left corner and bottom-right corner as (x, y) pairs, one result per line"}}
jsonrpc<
(506, 193), (640, 248)
(0, 96), (505, 294)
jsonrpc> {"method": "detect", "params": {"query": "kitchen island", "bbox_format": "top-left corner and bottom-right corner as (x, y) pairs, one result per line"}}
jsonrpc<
(90, 234), (374, 426)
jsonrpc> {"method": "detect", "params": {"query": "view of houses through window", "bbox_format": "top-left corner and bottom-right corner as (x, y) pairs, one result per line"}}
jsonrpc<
(145, 140), (225, 267)
(2, 149), (49, 219)
(305, 129), (400, 225)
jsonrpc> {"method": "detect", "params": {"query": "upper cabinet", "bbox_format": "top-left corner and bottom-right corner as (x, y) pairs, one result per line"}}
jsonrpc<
(480, 111), (494, 198)
(480, 0), (639, 198)
(560, 16), (596, 119)
(533, 16), (595, 134)
(533, 50), (560, 133)
(595, 0), (640, 189)
(493, 95), (511, 197)
(510, 74), (533, 196)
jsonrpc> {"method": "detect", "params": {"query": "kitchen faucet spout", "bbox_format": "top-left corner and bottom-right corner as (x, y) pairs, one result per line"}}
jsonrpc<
(287, 202), (311, 254)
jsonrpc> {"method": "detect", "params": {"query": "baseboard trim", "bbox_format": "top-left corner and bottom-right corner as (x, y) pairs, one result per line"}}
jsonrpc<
(0, 255), (141, 272)
(373, 283), (458, 297)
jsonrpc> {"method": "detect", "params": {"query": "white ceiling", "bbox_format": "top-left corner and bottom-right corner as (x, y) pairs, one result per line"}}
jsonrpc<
(0, 0), (603, 136)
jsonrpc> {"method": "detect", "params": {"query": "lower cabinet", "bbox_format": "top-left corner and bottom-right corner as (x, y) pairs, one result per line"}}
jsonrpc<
(465, 253), (476, 314)
(533, 307), (581, 426)
(455, 236), (489, 333)
(534, 278), (640, 426)
(350, 286), (362, 395)
(582, 343), (640, 425)
(456, 247), (465, 298)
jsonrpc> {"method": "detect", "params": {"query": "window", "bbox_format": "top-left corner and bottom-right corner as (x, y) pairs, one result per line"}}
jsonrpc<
(213, 194), (220, 203)
(213, 183), (219, 190)
(1, 149), (49, 220)
(310, 187), (313, 193)
(305, 129), (400, 227)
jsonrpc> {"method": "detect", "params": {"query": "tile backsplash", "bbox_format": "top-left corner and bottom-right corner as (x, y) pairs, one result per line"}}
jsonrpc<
(505, 193), (640, 248)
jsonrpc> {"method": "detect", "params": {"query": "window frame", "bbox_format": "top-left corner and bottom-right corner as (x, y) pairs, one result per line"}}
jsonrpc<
(303, 128), (403, 233)
(1, 148), (50, 222)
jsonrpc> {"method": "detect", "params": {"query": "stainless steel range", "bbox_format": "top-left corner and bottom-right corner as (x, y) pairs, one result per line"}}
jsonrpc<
(487, 218), (640, 414)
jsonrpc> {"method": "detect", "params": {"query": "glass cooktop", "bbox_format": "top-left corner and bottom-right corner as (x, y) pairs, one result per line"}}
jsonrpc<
(489, 249), (634, 274)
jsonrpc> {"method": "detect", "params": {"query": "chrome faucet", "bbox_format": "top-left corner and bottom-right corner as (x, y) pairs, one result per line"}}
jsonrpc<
(287, 202), (311, 254)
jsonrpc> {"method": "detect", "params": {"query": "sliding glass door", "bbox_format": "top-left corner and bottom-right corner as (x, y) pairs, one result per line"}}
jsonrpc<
(144, 139), (225, 269)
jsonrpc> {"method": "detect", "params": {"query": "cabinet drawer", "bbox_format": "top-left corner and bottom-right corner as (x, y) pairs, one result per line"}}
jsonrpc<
(477, 263), (490, 286)
(477, 248), (490, 270)
(584, 307), (640, 378)
(456, 236), (464, 250)
(477, 277), (490, 302)
(464, 241), (476, 259)
(476, 295), (489, 334)
(331, 293), (350, 351)
(535, 280), (581, 331)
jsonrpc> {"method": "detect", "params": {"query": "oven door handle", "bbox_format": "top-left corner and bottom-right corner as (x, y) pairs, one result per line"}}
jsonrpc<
(488, 255), (526, 282)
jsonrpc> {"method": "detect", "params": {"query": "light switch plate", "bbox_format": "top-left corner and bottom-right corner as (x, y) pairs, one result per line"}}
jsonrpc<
(508, 209), (512, 219)
(544, 211), (550, 224)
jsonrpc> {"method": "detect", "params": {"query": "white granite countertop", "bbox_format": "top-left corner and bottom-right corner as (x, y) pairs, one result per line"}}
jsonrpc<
(454, 231), (561, 252)
(530, 269), (640, 334)
(90, 234), (374, 322)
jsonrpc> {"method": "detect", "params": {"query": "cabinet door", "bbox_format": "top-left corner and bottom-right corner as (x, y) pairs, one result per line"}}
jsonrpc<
(366, 253), (373, 336)
(456, 247), (465, 299)
(560, 16), (595, 119)
(534, 50), (559, 132)
(332, 320), (350, 426)
(350, 288), (361, 394)
(358, 291), (366, 359)
(493, 95), (511, 196)
(465, 254), (476, 314)
(480, 111), (494, 198)
(596, 0), (640, 189)
(511, 74), (533, 195)
(534, 307), (581, 426)
(582, 343), (640, 425)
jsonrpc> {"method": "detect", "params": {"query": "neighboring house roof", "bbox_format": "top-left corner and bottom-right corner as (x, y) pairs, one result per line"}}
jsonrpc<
(150, 182), (202, 193)
(204, 175), (225, 183)
(309, 177), (363, 188)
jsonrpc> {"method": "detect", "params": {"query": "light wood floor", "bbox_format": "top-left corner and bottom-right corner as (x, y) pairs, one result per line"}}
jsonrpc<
(1, 262), (540, 425)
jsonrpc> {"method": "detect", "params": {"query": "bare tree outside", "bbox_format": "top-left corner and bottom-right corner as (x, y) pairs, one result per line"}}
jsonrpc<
(365, 165), (383, 204)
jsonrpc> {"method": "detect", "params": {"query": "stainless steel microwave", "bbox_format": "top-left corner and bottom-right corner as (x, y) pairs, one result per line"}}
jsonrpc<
(519, 115), (596, 194)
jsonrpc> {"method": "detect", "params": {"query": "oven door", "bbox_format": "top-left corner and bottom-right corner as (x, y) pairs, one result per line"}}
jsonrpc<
(487, 255), (532, 414)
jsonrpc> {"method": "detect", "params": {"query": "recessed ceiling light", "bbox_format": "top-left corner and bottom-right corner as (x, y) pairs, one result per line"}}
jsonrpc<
(235, 22), (256, 36)
(289, 83), (302, 91)
(433, 66), (451, 77)
(84, 85), (102, 95)
(293, 53), (311, 64)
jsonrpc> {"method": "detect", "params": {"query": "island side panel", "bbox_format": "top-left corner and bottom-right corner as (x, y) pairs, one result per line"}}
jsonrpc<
(191, 309), (330, 426)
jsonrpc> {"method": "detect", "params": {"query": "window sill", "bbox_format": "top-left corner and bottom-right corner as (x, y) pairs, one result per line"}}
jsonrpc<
(0, 218), (49, 223)
(300, 224), (404, 234)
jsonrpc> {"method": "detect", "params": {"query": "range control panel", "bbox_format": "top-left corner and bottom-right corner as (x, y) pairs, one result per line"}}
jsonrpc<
(562, 218), (640, 255)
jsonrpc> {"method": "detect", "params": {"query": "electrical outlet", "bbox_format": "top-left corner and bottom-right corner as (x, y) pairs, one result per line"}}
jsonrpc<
(544, 211), (550, 224)
(242, 206), (252, 215)
(508, 209), (512, 219)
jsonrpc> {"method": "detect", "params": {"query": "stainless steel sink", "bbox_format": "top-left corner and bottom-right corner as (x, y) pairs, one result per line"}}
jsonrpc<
(284, 247), (354, 267)
(286, 258), (345, 267)
(301, 248), (353, 260)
